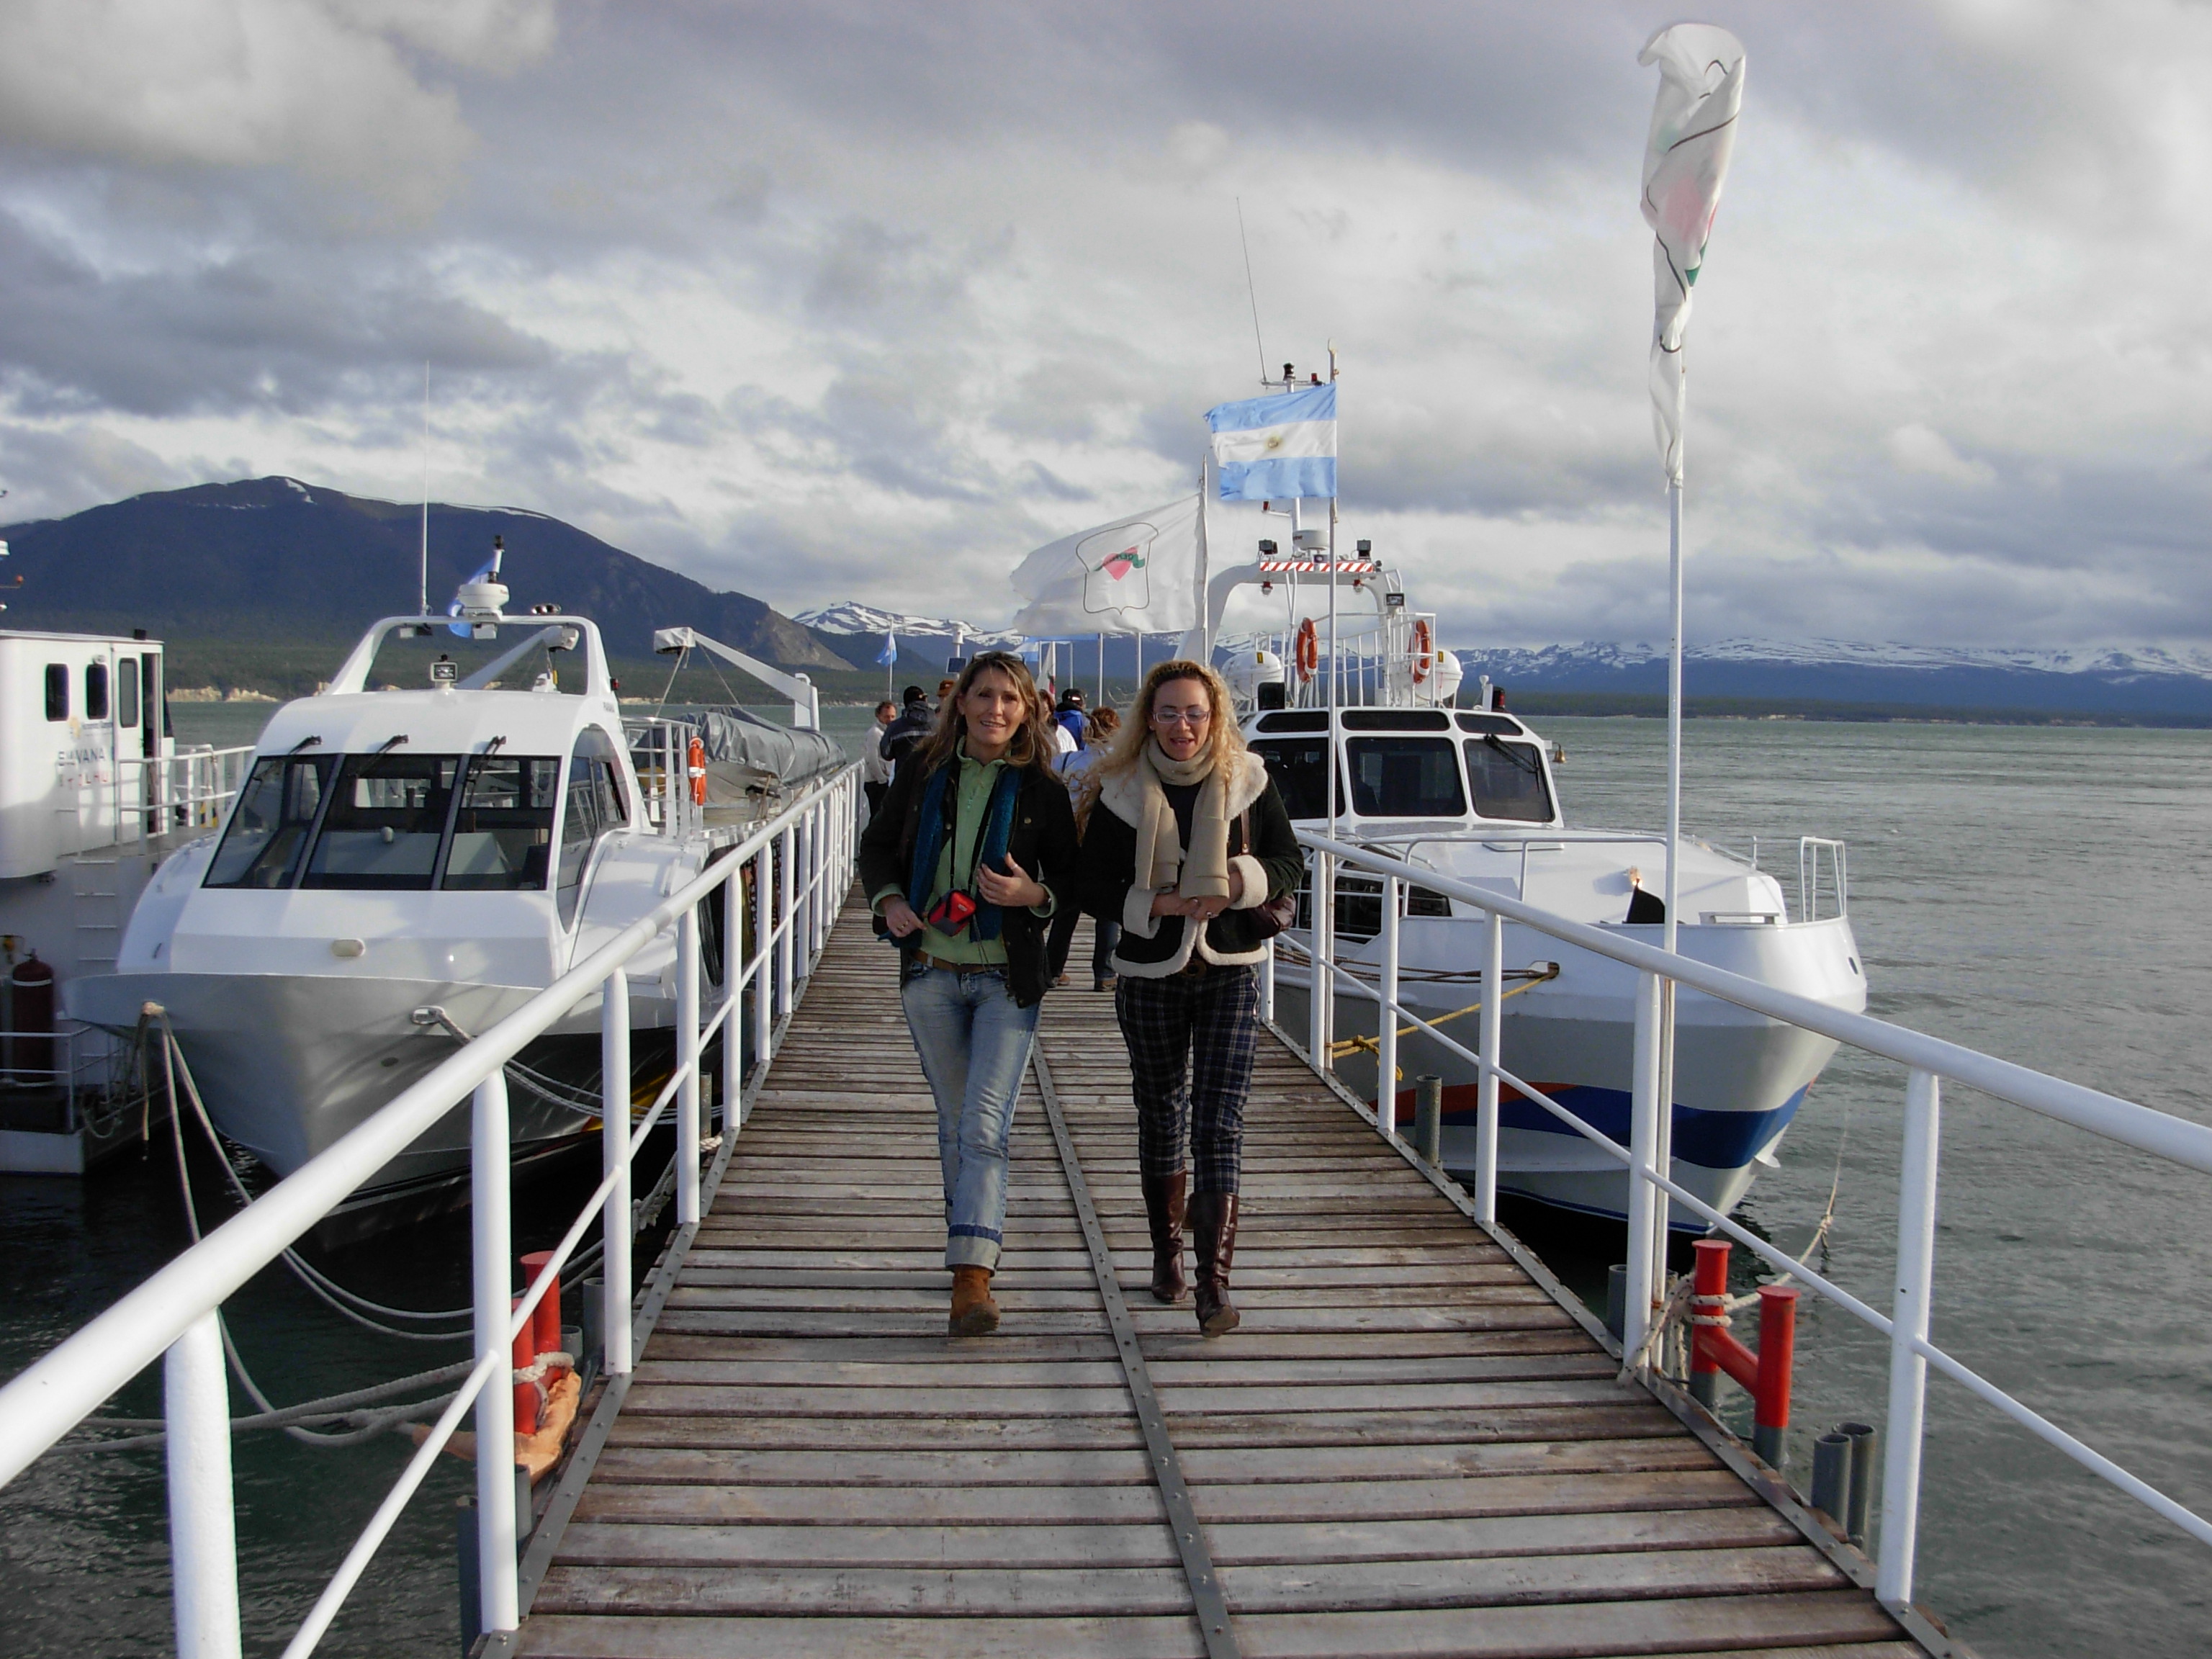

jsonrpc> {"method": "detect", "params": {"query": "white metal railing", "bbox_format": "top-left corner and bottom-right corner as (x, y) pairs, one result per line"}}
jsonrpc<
(1799, 835), (1848, 922)
(113, 745), (256, 848)
(1282, 827), (2212, 1616)
(0, 762), (861, 1656)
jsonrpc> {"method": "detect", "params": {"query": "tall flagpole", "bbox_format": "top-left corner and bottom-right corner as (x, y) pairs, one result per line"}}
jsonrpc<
(1634, 21), (1745, 1352)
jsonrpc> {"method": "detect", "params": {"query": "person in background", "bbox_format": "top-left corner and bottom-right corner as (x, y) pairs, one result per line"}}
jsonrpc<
(879, 685), (933, 781)
(1073, 663), (1300, 1335)
(1054, 687), (1088, 752)
(935, 677), (957, 710)
(857, 652), (1078, 1336)
(1047, 706), (1120, 991)
(862, 698), (896, 817)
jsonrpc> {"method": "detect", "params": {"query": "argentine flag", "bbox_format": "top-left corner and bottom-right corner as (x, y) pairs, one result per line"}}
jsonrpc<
(876, 628), (898, 667)
(1205, 383), (1336, 501)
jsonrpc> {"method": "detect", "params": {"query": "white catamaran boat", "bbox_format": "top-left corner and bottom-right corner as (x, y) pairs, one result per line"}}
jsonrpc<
(1203, 552), (1866, 1225)
(68, 557), (842, 1230)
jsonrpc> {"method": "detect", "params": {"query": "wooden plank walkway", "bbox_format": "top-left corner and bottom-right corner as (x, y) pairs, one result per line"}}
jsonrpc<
(516, 893), (1923, 1659)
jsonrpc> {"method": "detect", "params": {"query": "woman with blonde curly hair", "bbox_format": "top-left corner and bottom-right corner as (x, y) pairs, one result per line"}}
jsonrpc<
(1074, 660), (1301, 1334)
(858, 651), (1078, 1335)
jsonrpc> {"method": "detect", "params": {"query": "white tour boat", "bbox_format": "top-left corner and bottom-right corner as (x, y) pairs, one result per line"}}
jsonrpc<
(68, 559), (842, 1229)
(1204, 554), (1866, 1225)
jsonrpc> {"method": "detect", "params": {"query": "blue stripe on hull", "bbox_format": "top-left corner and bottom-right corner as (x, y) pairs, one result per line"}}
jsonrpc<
(1426, 1082), (1808, 1170)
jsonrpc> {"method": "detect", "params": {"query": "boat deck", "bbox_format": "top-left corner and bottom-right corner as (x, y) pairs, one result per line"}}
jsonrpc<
(509, 893), (1925, 1658)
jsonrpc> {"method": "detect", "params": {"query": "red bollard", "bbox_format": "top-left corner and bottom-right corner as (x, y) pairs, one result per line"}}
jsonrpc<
(1689, 1238), (1730, 1408)
(519, 1251), (561, 1359)
(1753, 1284), (1798, 1469)
(511, 1296), (539, 1435)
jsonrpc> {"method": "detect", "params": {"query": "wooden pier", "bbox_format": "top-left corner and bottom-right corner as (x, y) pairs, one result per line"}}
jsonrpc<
(509, 894), (1927, 1658)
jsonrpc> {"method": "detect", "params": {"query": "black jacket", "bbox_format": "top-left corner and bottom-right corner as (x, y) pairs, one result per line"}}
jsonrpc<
(1076, 763), (1303, 971)
(877, 701), (935, 777)
(856, 749), (1079, 1007)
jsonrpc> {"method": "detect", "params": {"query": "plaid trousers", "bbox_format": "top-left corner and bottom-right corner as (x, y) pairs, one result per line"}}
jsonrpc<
(1113, 964), (1259, 1195)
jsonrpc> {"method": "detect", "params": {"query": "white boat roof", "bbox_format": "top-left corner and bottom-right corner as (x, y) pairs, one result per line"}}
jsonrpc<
(256, 685), (618, 757)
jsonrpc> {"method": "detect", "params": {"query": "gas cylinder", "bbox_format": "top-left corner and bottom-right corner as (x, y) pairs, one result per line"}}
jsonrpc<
(10, 953), (54, 1079)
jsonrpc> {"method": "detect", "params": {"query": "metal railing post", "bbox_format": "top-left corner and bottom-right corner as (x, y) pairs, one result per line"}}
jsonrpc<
(1879, 1067), (1943, 1608)
(165, 1310), (241, 1659)
(469, 1074), (518, 1636)
(722, 866), (743, 1126)
(1653, 979), (1676, 1280)
(775, 825), (795, 1017)
(1376, 875), (1399, 1136)
(600, 971), (632, 1377)
(752, 845), (773, 1062)
(1307, 852), (1332, 1069)
(1623, 971), (1663, 1364)
(1259, 937), (1275, 1025)
(676, 909), (701, 1227)
(1475, 908), (1503, 1223)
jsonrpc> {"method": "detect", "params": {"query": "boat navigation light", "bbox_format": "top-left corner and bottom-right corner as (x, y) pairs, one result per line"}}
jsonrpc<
(1356, 539), (1372, 555)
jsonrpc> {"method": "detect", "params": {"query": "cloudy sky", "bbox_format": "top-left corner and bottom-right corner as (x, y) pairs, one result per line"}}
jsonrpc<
(3, 1), (2211, 649)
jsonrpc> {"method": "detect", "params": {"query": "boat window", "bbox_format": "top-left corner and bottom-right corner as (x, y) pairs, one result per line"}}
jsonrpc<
(1342, 709), (1450, 731)
(1256, 711), (1329, 734)
(301, 755), (462, 889)
(1465, 737), (1553, 823)
(84, 662), (109, 721)
(442, 755), (559, 891)
(204, 756), (333, 889)
(556, 728), (628, 927)
(44, 664), (67, 721)
(1345, 737), (1466, 817)
(117, 658), (139, 728)
(1251, 738), (1344, 821)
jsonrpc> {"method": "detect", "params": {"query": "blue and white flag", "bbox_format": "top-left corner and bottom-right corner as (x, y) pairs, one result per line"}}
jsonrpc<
(1205, 383), (1336, 501)
(876, 628), (897, 666)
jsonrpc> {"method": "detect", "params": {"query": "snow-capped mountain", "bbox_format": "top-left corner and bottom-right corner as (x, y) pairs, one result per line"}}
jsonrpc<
(1455, 639), (2212, 681)
(796, 602), (1024, 650)
(1449, 637), (2212, 718)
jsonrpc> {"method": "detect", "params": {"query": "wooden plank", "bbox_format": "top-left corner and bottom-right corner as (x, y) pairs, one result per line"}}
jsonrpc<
(517, 1613), (1206, 1659)
(553, 1520), (1181, 1569)
(1229, 1594), (1905, 1658)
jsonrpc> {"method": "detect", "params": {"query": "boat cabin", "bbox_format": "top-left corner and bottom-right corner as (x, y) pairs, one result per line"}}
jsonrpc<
(0, 629), (170, 879)
(1243, 706), (1560, 832)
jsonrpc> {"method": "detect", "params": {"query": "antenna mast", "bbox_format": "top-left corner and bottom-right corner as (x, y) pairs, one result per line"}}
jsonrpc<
(1236, 199), (1268, 387)
(418, 363), (430, 616)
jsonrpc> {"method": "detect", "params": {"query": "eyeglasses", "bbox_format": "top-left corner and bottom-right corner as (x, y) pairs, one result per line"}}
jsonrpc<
(1153, 707), (1213, 727)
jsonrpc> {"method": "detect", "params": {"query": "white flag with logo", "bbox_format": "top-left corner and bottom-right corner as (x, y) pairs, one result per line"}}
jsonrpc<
(1009, 493), (1202, 634)
(1639, 23), (1745, 485)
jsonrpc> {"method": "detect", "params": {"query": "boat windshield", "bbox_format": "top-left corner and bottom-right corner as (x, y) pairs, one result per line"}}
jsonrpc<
(1345, 737), (1466, 818)
(444, 755), (560, 891)
(1251, 737), (1344, 821)
(204, 755), (334, 889)
(1465, 737), (1552, 823)
(301, 754), (462, 889)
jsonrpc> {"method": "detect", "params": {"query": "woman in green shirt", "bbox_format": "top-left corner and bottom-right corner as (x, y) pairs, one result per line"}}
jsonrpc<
(856, 652), (1078, 1334)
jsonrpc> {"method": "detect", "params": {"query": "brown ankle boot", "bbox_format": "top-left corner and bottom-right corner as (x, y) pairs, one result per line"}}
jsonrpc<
(949, 1265), (999, 1336)
(1187, 1191), (1241, 1336)
(1141, 1171), (1188, 1303)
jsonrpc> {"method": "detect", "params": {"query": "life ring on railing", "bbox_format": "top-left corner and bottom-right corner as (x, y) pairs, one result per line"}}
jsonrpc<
(688, 734), (708, 806)
(1295, 618), (1319, 683)
(1411, 617), (1434, 683)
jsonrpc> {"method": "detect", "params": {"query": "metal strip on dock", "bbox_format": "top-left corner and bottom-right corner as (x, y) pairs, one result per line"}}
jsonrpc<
(1032, 1044), (1239, 1659)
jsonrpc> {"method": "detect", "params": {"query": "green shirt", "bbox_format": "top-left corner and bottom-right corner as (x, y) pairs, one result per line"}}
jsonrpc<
(871, 752), (1053, 964)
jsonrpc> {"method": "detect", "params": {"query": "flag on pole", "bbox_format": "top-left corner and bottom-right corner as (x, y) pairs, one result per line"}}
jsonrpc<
(876, 629), (897, 667)
(1010, 493), (1203, 634)
(1638, 24), (1745, 485)
(1205, 384), (1336, 501)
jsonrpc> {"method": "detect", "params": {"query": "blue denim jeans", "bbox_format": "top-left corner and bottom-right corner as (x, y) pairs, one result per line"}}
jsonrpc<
(899, 961), (1040, 1270)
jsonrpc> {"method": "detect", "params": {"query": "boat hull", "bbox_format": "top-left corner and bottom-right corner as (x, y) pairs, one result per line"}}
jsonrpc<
(68, 969), (646, 1204)
(1273, 913), (1859, 1226)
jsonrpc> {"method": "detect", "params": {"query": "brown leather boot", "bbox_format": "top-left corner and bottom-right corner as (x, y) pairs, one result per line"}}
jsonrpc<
(949, 1265), (999, 1336)
(1141, 1171), (1189, 1303)
(1187, 1190), (1241, 1336)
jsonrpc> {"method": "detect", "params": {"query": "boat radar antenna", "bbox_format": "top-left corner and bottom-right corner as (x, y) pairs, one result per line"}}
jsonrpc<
(1236, 198), (1268, 387)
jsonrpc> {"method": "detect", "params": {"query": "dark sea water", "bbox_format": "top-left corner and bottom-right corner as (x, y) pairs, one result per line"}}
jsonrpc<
(2, 706), (2206, 1655)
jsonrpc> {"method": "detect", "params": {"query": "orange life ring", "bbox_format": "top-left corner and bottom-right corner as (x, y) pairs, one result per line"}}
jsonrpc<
(688, 734), (708, 806)
(1411, 617), (1434, 683)
(1295, 618), (1319, 682)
